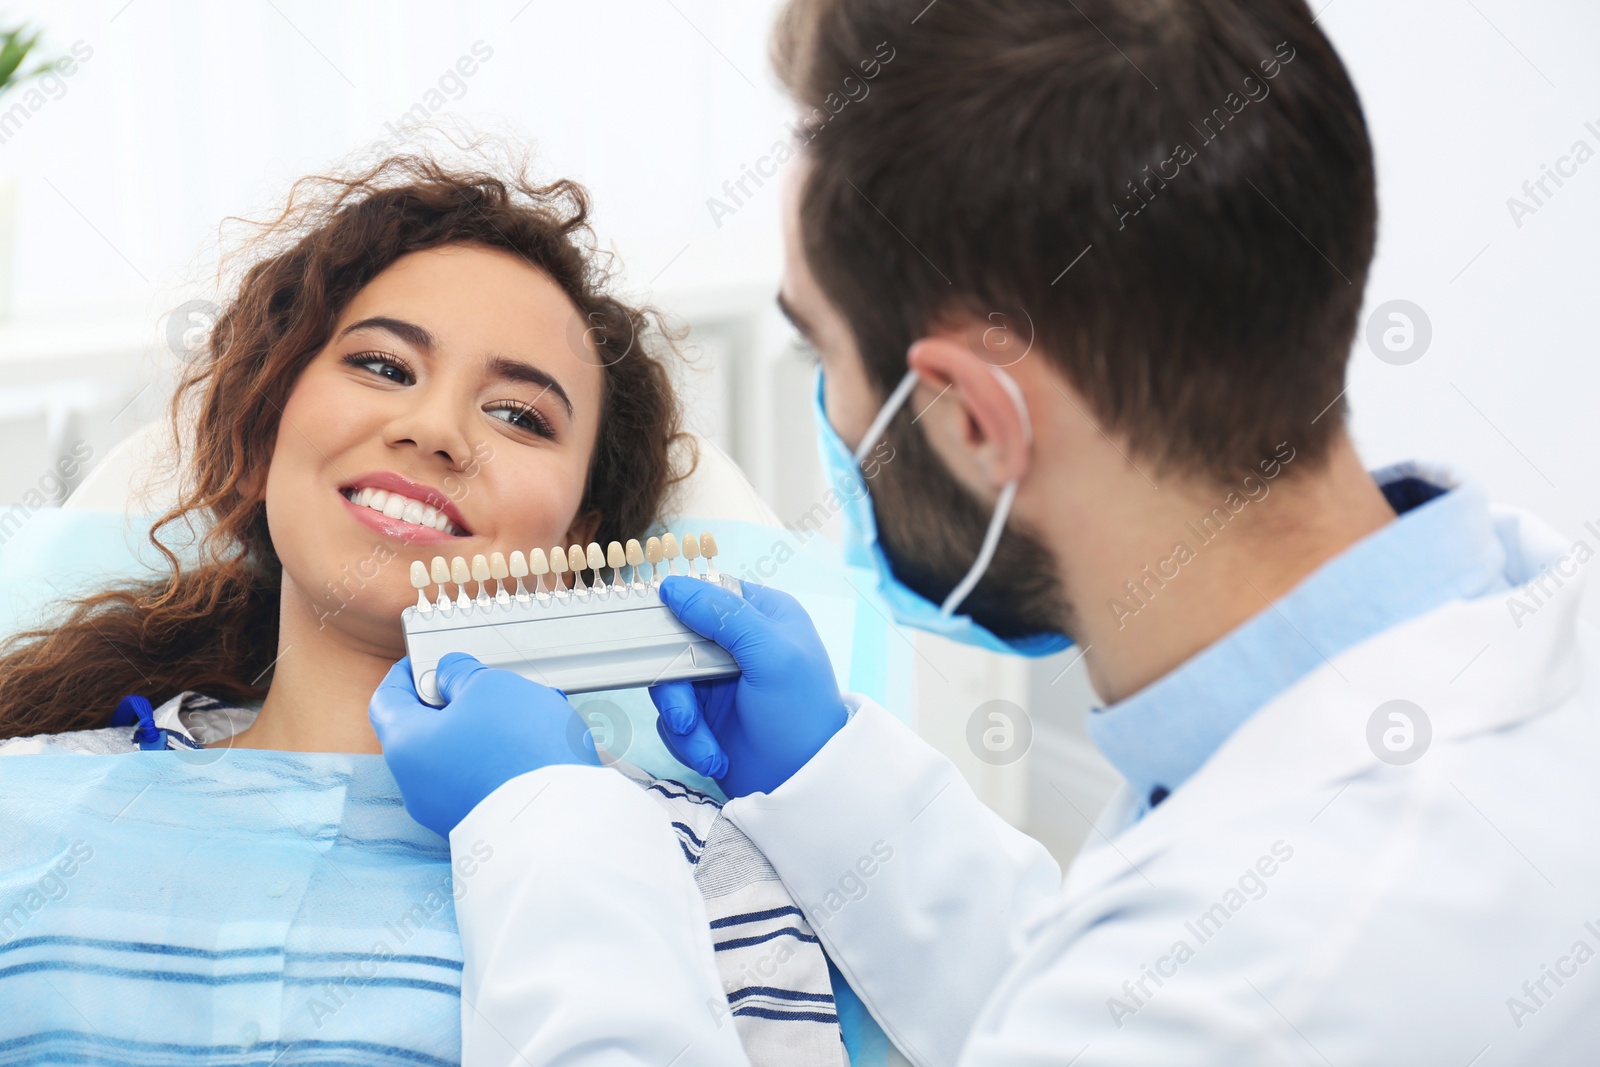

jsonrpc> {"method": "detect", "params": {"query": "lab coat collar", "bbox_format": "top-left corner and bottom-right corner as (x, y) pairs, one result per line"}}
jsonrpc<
(1086, 462), (1506, 813)
(1061, 495), (1584, 904)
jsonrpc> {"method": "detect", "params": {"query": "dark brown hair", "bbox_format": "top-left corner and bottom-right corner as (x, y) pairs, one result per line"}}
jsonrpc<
(0, 154), (692, 739)
(774, 0), (1377, 480)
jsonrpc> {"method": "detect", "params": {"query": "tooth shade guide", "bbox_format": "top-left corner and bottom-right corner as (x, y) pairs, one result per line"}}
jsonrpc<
(450, 556), (472, 608)
(661, 533), (681, 576)
(406, 531), (742, 703)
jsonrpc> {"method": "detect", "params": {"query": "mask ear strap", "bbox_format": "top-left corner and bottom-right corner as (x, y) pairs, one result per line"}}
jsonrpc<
(940, 365), (1032, 617)
(851, 370), (920, 465)
(940, 480), (1018, 617)
(987, 363), (1034, 446)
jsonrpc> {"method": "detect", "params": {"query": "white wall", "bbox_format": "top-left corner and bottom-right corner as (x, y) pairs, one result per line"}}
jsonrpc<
(1331, 0), (1600, 570)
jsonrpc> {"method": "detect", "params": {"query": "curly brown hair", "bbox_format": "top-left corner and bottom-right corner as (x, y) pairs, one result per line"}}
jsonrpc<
(0, 153), (693, 740)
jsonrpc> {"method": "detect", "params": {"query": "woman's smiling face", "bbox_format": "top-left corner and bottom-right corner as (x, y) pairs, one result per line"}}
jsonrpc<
(263, 243), (605, 650)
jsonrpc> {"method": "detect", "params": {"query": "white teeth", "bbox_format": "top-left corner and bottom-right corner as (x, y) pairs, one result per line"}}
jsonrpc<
(345, 486), (465, 536)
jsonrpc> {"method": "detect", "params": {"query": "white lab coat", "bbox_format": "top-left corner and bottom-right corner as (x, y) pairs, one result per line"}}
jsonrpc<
(452, 502), (1600, 1065)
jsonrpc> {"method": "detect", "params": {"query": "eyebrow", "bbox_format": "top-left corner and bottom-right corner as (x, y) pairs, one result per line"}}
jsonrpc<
(339, 315), (574, 419)
(776, 292), (816, 343)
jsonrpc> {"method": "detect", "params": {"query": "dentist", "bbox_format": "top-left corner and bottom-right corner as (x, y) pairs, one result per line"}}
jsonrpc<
(371, 0), (1600, 1062)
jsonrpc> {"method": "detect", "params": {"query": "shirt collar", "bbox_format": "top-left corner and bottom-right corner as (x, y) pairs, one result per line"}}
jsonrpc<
(1086, 463), (1512, 815)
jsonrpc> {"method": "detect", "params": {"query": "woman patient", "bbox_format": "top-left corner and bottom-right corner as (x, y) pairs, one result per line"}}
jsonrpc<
(0, 155), (843, 1067)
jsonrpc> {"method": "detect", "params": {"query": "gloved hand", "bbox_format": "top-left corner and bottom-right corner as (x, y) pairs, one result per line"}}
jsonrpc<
(369, 653), (600, 838)
(650, 576), (848, 799)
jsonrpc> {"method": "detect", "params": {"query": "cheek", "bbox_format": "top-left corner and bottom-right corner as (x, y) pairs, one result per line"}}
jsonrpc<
(476, 457), (592, 548)
(825, 372), (877, 449)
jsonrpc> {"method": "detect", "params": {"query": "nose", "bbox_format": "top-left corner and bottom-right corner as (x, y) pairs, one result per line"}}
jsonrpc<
(384, 386), (478, 472)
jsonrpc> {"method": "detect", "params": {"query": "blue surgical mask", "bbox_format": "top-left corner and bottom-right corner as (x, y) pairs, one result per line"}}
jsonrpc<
(812, 367), (1072, 657)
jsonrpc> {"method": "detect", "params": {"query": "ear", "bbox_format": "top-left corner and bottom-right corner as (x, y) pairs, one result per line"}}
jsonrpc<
(563, 508), (601, 547)
(905, 332), (1032, 498)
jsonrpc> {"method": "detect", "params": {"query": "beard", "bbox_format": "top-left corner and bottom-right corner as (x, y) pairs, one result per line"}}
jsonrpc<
(866, 416), (1071, 642)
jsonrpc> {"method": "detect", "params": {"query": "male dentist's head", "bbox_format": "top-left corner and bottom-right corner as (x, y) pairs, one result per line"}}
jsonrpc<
(773, 0), (1399, 702)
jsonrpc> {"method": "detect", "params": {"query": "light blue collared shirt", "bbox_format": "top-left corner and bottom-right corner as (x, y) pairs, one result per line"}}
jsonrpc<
(1087, 463), (1513, 819)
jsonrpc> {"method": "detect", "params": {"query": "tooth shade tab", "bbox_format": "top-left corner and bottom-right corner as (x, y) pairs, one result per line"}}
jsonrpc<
(700, 531), (721, 580)
(644, 537), (663, 564)
(469, 555), (490, 605)
(682, 533), (700, 560)
(601, 541), (622, 595)
(584, 542), (608, 594)
(410, 560), (432, 613)
(568, 542), (589, 594)
(451, 556), (471, 585)
(625, 538), (646, 588)
(544, 547), (563, 598)
(429, 556), (453, 611)
(508, 550), (530, 601)
(488, 551), (511, 603)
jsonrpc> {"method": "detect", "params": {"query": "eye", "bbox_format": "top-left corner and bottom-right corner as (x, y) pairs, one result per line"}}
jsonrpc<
(486, 399), (556, 440)
(341, 350), (414, 384)
(340, 350), (556, 441)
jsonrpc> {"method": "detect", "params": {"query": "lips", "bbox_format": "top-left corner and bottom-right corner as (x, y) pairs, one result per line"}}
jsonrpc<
(337, 471), (473, 539)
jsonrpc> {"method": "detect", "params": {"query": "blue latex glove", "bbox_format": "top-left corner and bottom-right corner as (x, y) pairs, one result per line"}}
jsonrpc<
(369, 653), (599, 838)
(649, 575), (848, 799)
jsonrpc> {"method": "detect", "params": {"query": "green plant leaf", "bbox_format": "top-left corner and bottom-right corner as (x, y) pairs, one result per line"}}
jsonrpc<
(0, 26), (43, 93)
